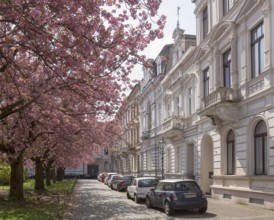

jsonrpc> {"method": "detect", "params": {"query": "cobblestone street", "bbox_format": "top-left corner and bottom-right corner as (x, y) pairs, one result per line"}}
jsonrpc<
(63, 180), (274, 220)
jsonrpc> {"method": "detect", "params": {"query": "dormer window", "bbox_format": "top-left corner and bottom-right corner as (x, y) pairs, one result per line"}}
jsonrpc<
(157, 56), (167, 74)
(173, 49), (180, 65)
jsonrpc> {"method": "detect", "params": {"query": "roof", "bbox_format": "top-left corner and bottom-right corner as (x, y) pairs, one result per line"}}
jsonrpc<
(159, 179), (195, 183)
(134, 177), (157, 180)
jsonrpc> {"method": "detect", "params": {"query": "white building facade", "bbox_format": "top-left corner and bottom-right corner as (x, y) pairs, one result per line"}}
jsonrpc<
(136, 0), (274, 210)
(192, 0), (274, 209)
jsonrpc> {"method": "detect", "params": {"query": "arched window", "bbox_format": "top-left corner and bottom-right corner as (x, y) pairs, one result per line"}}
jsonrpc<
(227, 130), (235, 175)
(254, 121), (267, 175)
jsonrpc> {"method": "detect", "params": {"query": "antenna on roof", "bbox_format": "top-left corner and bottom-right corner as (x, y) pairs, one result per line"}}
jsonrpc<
(177, 6), (180, 29)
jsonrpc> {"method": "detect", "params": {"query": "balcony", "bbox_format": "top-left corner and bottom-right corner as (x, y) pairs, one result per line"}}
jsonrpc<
(161, 115), (184, 139)
(141, 131), (150, 140)
(198, 87), (240, 125)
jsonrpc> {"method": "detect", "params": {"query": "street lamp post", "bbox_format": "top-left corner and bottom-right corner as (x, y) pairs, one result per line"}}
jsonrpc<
(160, 138), (166, 180)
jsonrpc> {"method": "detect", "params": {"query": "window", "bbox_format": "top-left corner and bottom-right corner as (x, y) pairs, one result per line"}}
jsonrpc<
(223, 0), (232, 15)
(163, 183), (173, 191)
(158, 103), (162, 125)
(147, 150), (151, 170)
(167, 148), (172, 172)
(203, 68), (209, 97)
(176, 96), (180, 116)
(104, 149), (109, 155)
(157, 61), (165, 74)
(254, 121), (267, 175)
(251, 22), (264, 78)
(152, 107), (155, 128)
(223, 49), (231, 88)
(227, 130), (235, 175)
(155, 182), (164, 190)
(187, 144), (194, 176)
(139, 179), (158, 187)
(167, 103), (171, 118)
(203, 7), (208, 38)
(174, 181), (200, 191)
(175, 147), (180, 173)
(188, 88), (192, 115)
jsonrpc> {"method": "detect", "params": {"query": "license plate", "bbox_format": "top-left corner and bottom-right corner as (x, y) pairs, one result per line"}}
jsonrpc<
(185, 193), (196, 198)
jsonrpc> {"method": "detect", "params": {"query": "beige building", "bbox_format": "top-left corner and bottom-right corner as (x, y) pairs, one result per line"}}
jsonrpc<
(114, 84), (140, 176)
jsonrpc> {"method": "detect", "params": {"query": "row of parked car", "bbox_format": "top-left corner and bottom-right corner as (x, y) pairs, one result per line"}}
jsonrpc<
(97, 172), (208, 216)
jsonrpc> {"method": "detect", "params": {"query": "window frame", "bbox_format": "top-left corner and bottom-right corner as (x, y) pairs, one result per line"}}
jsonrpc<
(223, 49), (231, 88)
(188, 87), (192, 115)
(254, 121), (268, 175)
(227, 130), (235, 175)
(202, 6), (208, 39)
(203, 68), (210, 97)
(251, 22), (264, 78)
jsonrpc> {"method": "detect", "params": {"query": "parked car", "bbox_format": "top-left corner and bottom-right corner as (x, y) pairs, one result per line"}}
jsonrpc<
(112, 175), (134, 191)
(97, 172), (106, 182)
(127, 177), (158, 203)
(145, 179), (207, 216)
(104, 172), (117, 185)
(107, 174), (123, 189)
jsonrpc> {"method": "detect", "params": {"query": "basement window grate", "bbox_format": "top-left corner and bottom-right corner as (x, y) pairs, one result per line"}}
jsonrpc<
(250, 198), (264, 205)
(223, 194), (231, 199)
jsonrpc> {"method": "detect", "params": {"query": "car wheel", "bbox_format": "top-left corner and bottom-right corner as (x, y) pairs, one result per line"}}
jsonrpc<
(164, 202), (173, 216)
(134, 194), (140, 203)
(146, 197), (152, 208)
(126, 192), (131, 199)
(199, 207), (207, 213)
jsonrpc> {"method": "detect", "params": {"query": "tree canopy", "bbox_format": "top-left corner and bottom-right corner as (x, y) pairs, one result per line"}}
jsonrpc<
(0, 0), (165, 200)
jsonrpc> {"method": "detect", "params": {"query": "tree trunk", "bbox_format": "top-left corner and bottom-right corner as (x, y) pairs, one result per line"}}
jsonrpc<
(56, 167), (65, 181)
(51, 167), (56, 183)
(9, 155), (24, 201)
(45, 165), (51, 186)
(34, 159), (45, 192)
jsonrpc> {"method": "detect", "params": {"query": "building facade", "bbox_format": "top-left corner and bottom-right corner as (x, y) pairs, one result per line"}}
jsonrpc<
(114, 84), (140, 176)
(193, 0), (274, 209)
(117, 0), (274, 210)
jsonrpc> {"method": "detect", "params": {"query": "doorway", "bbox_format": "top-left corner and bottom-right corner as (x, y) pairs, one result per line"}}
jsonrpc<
(88, 164), (99, 179)
(200, 134), (214, 195)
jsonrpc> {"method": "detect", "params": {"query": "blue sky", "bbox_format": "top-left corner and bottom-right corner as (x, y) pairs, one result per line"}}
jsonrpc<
(130, 0), (196, 81)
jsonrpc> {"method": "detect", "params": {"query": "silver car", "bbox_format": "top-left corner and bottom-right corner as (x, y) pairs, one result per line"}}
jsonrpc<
(127, 177), (158, 203)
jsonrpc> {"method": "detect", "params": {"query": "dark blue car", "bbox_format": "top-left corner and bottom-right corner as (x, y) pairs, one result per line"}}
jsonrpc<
(146, 179), (207, 216)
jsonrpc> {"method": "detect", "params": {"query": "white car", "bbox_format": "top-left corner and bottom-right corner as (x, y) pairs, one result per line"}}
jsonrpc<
(107, 174), (122, 188)
(104, 172), (117, 185)
(127, 177), (158, 203)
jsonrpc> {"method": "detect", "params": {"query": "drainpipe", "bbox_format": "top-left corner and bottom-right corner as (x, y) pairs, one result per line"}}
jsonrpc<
(154, 92), (158, 178)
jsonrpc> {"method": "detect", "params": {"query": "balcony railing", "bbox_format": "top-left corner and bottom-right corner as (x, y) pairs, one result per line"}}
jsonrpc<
(162, 115), (183, 133)
(141, 131), (150, 140)
(203, 87), (238, 108)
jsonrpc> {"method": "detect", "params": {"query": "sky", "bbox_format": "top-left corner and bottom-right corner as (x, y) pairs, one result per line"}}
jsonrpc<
(130, 0), (196, 81)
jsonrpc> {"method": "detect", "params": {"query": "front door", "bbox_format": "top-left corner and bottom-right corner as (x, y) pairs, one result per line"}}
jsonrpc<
(201, 134), (214, 195)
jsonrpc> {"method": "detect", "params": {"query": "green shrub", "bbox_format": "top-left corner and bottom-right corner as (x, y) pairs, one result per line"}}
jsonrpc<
(0, 162), (10, 186)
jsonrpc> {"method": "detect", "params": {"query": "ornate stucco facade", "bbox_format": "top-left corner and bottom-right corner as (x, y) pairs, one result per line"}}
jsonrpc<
(117, 0), (274, 210)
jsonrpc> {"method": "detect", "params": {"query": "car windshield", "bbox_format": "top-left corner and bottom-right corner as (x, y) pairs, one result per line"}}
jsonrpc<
(138, 179), (158, 187)
(112, 176), (122, 180)
(122, 176), (133, 180)
(174, 181), (200, 191)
